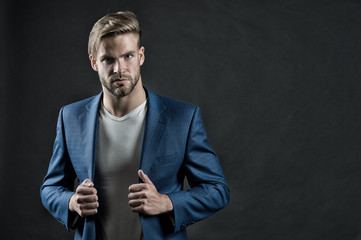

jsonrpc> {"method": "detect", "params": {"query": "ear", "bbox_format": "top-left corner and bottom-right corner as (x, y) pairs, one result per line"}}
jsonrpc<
(89, 54), (98, 71)
(139, 46), (145, 66)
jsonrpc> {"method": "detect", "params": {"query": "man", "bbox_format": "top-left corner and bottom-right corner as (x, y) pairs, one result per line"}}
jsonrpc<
(40, 11), (229, 240)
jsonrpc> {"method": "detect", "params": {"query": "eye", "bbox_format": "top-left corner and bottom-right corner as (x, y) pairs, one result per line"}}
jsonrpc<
(124, 54), (133, 60)
(102, 57), (114, 64)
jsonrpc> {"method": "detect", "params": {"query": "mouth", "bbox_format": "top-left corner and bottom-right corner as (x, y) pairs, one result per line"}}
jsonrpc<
(113, 78), (128, 85)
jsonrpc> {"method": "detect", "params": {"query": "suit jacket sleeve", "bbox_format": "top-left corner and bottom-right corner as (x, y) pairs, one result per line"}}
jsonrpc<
(167, 107), (230, 232)
(40, 107), (77, 231)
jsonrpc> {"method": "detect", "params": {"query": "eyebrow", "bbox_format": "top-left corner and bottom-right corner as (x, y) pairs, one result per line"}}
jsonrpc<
(99, 50), (137, 60)
(99, 54), (112, 60)
(121, 50), (137, 57)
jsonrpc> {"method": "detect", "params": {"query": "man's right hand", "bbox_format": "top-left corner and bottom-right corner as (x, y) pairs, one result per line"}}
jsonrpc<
(69, 179), (99, 217)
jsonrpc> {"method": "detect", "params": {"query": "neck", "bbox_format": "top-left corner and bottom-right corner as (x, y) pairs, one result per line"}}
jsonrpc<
(102, 80), (146, 118)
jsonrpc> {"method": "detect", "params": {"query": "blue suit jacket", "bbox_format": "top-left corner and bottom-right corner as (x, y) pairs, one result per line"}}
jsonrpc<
(41, 88), (230, 240)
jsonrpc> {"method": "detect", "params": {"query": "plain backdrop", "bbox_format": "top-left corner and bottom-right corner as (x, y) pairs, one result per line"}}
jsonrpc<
(1, 0), (361, 239)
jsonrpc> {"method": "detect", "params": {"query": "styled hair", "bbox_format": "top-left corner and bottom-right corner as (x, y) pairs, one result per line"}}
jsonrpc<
(88, 11), (141, 56)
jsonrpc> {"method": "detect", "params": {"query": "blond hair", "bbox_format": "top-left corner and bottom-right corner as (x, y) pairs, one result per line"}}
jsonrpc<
(88, 11), (141, 56)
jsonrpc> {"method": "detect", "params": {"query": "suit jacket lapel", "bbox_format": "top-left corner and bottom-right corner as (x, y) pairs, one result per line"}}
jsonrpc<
(139, 88), (168, 177)
(80, 92), (102, 181)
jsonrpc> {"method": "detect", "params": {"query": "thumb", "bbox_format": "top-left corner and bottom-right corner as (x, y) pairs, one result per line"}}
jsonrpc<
(138, 170), (153, 185)
(81, 179), (94, 187)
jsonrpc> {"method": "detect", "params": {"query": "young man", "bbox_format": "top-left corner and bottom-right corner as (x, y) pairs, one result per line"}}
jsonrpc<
(40, 11), (230, 240)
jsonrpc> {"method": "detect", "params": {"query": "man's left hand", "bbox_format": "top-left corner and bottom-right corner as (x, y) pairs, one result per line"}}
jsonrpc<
(128, 170), (173, 215)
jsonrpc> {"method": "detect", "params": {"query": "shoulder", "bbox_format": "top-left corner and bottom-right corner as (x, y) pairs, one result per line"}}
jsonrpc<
(62, 93), (101, 113)
(147, 89), (198, 114)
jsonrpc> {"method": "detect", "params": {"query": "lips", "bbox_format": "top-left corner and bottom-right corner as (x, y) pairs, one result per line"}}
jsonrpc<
(113, 78), (128, 85)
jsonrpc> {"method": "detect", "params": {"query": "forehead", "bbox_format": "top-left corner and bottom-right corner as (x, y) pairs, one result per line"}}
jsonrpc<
(97, 33), (139, 57)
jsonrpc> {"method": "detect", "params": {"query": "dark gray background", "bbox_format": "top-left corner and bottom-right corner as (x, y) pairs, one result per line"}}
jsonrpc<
(1, 0), (361, 239)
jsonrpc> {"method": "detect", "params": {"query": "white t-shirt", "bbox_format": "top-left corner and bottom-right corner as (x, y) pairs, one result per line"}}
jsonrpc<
(95, 100), (147, 240)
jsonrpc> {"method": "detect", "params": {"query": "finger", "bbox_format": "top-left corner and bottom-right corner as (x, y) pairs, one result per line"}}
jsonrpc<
(79, 208), (98, 217)
(76, 194), (98, 204)
(138, 170), (153, 185)
(76, 185), (97, 195)
(128, 183), (147, 193)
(78, 201), (99, 210)
(130, 206), (143, 213)
(128, 191), (146, 200)
(81, 179), (94, 187)
(129, 199), (143, 208)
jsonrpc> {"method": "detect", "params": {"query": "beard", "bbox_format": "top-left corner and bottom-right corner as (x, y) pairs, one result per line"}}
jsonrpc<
(101, 70), (141, 98)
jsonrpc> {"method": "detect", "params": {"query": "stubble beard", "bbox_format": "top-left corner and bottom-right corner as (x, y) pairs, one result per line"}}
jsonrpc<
(101, 70), (141, 98)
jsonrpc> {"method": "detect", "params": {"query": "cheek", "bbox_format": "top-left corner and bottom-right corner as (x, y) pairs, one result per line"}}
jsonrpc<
(97, 69), (109, 81)
(130, 60), (141, 70)
(98, 65), (112, 75)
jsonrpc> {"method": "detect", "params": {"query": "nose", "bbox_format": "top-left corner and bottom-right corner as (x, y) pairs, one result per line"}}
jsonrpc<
(113, 62), (119, 73)
(113, 60), (125, 74)
(113, 63), (118, 73)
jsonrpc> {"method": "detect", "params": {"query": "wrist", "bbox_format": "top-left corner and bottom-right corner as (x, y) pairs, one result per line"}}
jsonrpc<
(162, 194), (173, 213)
(69, 194), (76, 212)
